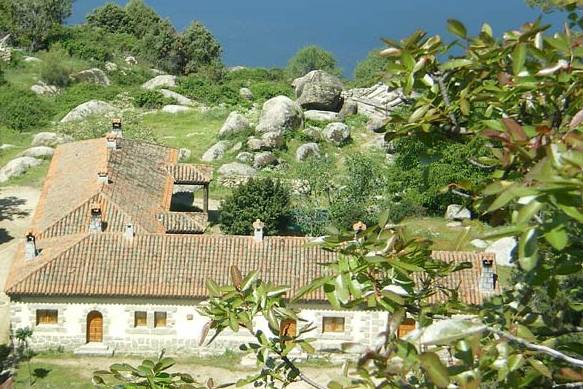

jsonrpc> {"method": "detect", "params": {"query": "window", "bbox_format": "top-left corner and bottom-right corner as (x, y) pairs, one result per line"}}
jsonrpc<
(280, 319), (297, 337)
(134, 311), (147, 327)
(322, 317), (345, 333)
(154, 312), (167, 328)
(398, 318), (416, 338)
(36, 309), (58, 325)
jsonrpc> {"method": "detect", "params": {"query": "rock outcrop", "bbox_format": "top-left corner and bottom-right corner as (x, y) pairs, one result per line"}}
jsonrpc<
(159, 89), (193, 106)
(218, 162), (257, 187)
(30, 81), (58, 96)
(445, 204), (471, 221)
(161, 105), (191, 114)
(292, 70), (344, 112)
(322, 122), (350, 145)
(218, 112), (250, 138)
(71, 68), (110, 86)
(253, 151), (277, 169)
(304, 110), (340, 122)
(18, 146), (54, 159)
(202, 141), (231, 162)
(142, 75), (176, 90)
(60, 100), (118, 123)
(0, 157), (42, 183)
(256, 96), (303, 134)
(31, 132), (73, 147)
(296, 143), (321, 161)
(341, 83), (405, 119)
(239, 87), (254, 100)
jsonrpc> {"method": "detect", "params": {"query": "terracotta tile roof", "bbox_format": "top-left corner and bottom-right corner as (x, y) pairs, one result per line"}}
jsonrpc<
(157, 212), (208, 233)
(6, 232), (498, 305)
(168, 164), (213, 184)
(30, 138), (211, 239)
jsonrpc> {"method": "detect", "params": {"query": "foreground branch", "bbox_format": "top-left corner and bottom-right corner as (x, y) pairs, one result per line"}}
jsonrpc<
(281, 355), (327, 389)
(489, 327), (583, 368)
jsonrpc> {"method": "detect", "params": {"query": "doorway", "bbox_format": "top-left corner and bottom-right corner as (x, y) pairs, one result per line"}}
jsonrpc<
(86, 311), (103, 343)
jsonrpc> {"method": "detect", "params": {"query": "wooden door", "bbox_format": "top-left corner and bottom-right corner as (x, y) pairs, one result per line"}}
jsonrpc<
(398, 318), (416, 338)
(86, 311), (103, 343)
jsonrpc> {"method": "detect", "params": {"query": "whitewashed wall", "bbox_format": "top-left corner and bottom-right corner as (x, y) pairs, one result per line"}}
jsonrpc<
(10, 297), (389, 356)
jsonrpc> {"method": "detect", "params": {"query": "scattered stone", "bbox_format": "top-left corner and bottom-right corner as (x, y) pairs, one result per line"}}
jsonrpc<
(0, 144), (15, 151)
(302, 126), (321, 141)
(290, 179), (310, 195)
(486, 237), (517, 267)
(22, 56), (41, 63)
(159, 89), (194, 106)
(60, 100), (118, 123)
(253, 151), (277, 169)
(231, 142), (243, 152)
(236, 152), (254, 164)
(296, 143), (321, 161)
(247, 137), (264, 152)
(201, 141), (231, 162)
(339, 98), (358, 117)
(105, 62), (118, 72)
(256, 96), (303, 134)
(150, 68), (165, 76)
(218, 162), (257, 187)
(367, 117), (388, 133)
(31, 132), (73, 147)
(446, 221), (463, 228)
(30, 81), (58, 96)
(445, 204), (471, 221)
(364, 135), (389, 152)
(342, 83), (405, 119)
(471, 239), (489, 249)
(292, 70), (344, 112)
(218, 112), (250, 138)
(71, 68), (110, 86)
(261, 131), (284, 149)
(161, 105), (191, 114)
(0, 157), (42, 183)
(304, 110), (340, 122)
(142, 75), (176, 90)
(18, 146), (54, 159)
(322, 122), (350, 146)
(178, 148), (191, 161)
(125, 56), (138, 66)
(239, 87), (254, 100)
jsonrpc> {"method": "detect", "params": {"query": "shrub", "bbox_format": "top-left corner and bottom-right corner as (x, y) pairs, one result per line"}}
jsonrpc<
(133, 90), (173, 109)
(249, 81), (294, 101)
(52, 83), (123, 118)
(286, 45), (341, 79)
(224, 67), (287, 83)
(180, 22), (223, 75)
(0, 87), (54, 131)
(176, 76), (245, 106)
(219, 178), (291, 235)
(39, 46), (74, 87)
(352, 50), (388, 87)
(108, 67), (153, 86)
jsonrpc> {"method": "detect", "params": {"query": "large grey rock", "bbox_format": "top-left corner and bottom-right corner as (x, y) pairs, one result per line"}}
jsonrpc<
(60, 100), (117, 123)
(105, 62), (118, 72)
(304, 110), (340, 122)
(30, 81), (58, 96)
(261, 131), (284, 149)
(159, 89), (193, 106)
(322, 122), (350, 145)
(162, 105), (191, 114)
(22, 56), (41, 63)
(486, 237), (517, 267)
(179, 148), (191, 161)
(445, 204), (471, 221)
(292, 70), (344, 112)
(219, 112), (250, 138)
(296, 143), (321, 161)
(302, 126), (321, 141)
(239, 87), (254, 100)
(256, 96), (303, 134)
(253, 151), (277, 169)
(339, 98), (358, 117)
(218, 162), (257, 177)
(125, 56), (138, 66)
(367, 117), (388, 133)
(236, 152), (254, 164)
(71, 68), (110, 86)
(201, 141), (231, 162)
(0, 157), (42, 183)
(142, 75), (176, 90)
(342, 83), (405, 119)
(31, 132), (73, 147)
(18, 146), (54, 159)
(247, 137), (264, 152)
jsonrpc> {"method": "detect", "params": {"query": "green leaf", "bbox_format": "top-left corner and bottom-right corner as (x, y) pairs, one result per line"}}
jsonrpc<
(447, 19), (467, 38)
(324, 282), (341, 309)
(420, 319), (486, 346)
(481, 23), (493, 37)
(543, 223), (569, 251)
(515, 200), (542, 225)
(400, 51), (415, 71)
(518, 228), (539, 271)
(419, 352), (450, 388)
(334, 274), (350, 304)
(512, 44), (527, 75)
(508, 354), (524, 372)
(529, 358), (552, 378)
(206, 279), (220, 297)
(441, 58), (473, 70)
(298, 341), (315, 354)
(240, 271), (259, 292)
(409, 104), (430, 123)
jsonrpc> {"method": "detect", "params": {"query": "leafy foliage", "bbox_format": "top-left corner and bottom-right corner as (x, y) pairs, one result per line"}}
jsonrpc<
(133, 90), (174, 109)
(39, 45), (74, 87)
(219, 178), (291, 235)
(0, 87), (54, 131)
(352, 49), (388, 87)
(286, 45), (341, 79)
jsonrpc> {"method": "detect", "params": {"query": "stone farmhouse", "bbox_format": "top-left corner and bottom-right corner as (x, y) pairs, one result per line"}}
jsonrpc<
(5, 130), (500, 356)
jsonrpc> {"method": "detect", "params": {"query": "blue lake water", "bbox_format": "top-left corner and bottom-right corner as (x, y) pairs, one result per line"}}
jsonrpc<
(70, 1), (564, 76)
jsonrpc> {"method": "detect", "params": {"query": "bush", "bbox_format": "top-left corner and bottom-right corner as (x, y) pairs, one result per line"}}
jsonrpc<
(352, 50), (388, 87)
(133, 90), (173, 109)
(52, 83), (123, 118)
(176, 76), (245, 106)
(224, 67), (287, 83)
(287, 45), (341, 79)
(108, 67), (153, 86)
(39, 46), (74, 87)
(249, 81), (294, 101)
(0, 87), (54, 131)
(219, 178), (291, 235)
(180, 22), (222, 75)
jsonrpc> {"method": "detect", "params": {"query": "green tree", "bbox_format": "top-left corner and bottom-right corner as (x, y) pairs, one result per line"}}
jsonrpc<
(9, 0), (73, 51)
(352, 49), (388, 87)
(219, 178), (290, 236)
(286, 45), (340, 79)
(39, 45), (73, 87)
(86, 3), (128, 33)
(179, 21), (223, 75)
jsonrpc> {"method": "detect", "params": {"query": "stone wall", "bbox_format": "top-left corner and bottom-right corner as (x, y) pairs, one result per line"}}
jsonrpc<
(10, 297), (388, 357)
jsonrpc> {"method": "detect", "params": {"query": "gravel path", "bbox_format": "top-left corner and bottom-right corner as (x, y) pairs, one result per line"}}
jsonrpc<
(0, 186), (40, 345)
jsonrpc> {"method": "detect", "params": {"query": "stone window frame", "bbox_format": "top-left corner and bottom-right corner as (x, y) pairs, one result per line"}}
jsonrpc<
(125, 306), (177, 336)
(28, 305), (66, 333)
(312, 312), (353, 341)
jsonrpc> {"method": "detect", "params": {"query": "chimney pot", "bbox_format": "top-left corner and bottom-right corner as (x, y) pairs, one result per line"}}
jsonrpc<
(125, 223), (135, 240)
(253, 219), (264, 242)
(24, 231), (37, 260)
(480, 257), (496, 293)
(89, 205), (103, 233)
(353, 221), (367, 233)
(105, 132), (119, 150)
(112, 117), (122, 138)
(97, 171), (109, 184)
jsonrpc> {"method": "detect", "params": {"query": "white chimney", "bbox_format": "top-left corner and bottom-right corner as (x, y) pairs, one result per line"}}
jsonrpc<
(112, 118), (122, 138)
(105, 133), (119, 150)
(125, 223), (135, 240)
(480, 258), (496, 292)
(97, 171), (109, 185)
(253, 219), (264, 242)
(24, 232), (37, 260)
(89, 206), (103, 233)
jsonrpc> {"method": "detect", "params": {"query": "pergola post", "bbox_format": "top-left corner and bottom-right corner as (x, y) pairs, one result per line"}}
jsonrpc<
(203, 184), (209, 214)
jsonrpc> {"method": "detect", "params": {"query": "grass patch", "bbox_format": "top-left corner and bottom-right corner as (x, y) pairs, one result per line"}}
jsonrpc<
(402, 216), (489, 251)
